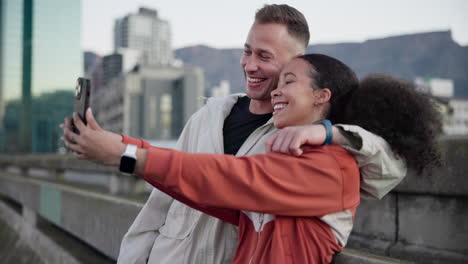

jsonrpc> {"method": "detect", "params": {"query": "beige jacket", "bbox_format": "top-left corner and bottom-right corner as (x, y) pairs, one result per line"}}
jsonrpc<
(117, 94), (406, 264)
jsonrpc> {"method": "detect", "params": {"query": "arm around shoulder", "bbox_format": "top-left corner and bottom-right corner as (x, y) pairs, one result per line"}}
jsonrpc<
(334, 124), (407, 199)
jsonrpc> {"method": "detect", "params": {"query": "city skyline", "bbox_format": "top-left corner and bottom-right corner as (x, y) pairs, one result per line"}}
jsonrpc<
(82, 0), (468, 55)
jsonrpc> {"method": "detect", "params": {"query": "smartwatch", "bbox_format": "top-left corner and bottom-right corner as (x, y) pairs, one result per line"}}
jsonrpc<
(119, 144), (138, 174)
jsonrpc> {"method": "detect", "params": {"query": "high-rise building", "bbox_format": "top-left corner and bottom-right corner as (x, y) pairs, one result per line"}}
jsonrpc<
(114, 7), (173, 66)
(0, 0), (82, 153)
(84, 51), (100, 76)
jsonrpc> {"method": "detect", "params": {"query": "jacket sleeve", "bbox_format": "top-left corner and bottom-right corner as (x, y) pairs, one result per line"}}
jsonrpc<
(335, 124), (407, 200)
(122, 134), (153, 149)
(138, 145), (360, 217)
(117, 110), (203, 264)
(116, 188), (174, 264)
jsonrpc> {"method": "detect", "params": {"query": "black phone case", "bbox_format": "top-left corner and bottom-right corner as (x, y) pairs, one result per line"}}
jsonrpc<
(72, 77), (91, 134)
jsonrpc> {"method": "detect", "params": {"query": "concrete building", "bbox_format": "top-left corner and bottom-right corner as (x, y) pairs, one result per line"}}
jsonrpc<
(114, 7), (172, 66)
(94, 66), (204, 140)
(415, 77), (468, 135)
(0, 0), (82, 153)
(84, 51), (100, 75)
(415, 77), (454, 98)
(93, 6), (203, 140)
(94, 76), (125, 134)
(211, 80), (231, 97)
(444, 99), (468, 135)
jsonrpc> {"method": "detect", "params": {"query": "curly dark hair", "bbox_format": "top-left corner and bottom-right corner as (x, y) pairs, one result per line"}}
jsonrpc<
(343, 74), (443, 174)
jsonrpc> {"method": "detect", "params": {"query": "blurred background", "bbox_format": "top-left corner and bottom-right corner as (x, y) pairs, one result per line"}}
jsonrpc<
(0, 1), (468, 263)
(0, 0), (467, 153)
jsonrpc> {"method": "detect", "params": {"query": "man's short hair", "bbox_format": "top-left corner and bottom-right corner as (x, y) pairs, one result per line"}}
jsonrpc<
(255, 4), (310, 50)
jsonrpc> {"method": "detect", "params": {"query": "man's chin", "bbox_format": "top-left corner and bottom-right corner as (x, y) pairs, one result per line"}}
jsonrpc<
(246, 87), (271, 100)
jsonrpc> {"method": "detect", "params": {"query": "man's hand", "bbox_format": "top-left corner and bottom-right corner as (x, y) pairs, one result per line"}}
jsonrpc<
(265, 124), (350, 156)
(265, 125), (326, 156)
(60, 108), (125, 166)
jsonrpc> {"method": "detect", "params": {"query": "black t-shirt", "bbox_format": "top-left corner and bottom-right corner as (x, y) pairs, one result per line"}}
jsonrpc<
(223, 97), (272, 155)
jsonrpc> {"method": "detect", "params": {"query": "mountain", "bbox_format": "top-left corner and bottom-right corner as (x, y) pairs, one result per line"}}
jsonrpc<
(175, 31), (468, 97)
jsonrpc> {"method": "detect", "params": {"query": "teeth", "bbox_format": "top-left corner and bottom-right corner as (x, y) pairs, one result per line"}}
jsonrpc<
(274, 104), (287, 110)
(248, 77), (264, 83)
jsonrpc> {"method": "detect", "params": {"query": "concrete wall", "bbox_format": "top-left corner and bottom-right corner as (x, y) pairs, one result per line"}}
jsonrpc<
(349, 136), (468, 264)
(0, 172), (142, 260)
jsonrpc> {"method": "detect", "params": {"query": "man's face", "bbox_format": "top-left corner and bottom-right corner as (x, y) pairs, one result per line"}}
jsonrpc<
(240, 23), (301, 101)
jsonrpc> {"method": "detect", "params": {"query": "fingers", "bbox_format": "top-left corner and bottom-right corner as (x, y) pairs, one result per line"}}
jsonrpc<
(288, 135), (304, 156)
(63, 136), (84, 153)
(266, 129), (292, 154)
(63, 125), (82, 145)
(86, 108), (101, 130)
(73, 112), (87, 133)
(75, 153), (88, 160)
(270, 129), (287, 154)
(64, 116), (73, 129)
(279, 129), (297, 155)
(265, 131), (279, 153)
(266, 126), (309, 156)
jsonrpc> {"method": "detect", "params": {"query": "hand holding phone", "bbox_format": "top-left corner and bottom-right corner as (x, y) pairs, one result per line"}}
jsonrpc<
(72, 77), (91, 134)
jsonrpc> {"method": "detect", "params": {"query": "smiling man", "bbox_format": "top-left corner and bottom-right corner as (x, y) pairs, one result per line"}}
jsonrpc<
(109, 4), (407, 264)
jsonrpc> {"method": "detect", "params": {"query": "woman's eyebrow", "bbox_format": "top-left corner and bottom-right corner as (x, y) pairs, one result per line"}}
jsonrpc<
(283, 72), (296, 78)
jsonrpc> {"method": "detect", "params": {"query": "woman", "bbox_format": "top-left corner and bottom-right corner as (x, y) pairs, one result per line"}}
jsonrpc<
(65, 54), (441, 263)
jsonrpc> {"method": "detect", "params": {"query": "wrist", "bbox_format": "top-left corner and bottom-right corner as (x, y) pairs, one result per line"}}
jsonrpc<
(135, 148), (147, 174)
(114, 142), (126, 166)
(319, 120), (333, 145)
(119, 144), (138, 173)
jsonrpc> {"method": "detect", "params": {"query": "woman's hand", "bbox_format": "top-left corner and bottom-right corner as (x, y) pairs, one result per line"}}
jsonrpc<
(60, 108), (125, 166)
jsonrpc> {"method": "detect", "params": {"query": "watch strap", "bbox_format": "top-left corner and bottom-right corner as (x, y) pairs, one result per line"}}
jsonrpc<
(123, 144), (138, 158)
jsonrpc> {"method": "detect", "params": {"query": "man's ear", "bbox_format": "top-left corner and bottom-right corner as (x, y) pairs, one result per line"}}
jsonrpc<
(316, 88), (331, 104)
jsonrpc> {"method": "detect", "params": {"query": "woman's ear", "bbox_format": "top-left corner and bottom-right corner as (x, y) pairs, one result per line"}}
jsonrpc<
(316, 88), (331, 104)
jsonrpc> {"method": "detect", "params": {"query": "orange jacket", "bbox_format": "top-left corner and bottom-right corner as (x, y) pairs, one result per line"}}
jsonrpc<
(123, 135), (360, 263)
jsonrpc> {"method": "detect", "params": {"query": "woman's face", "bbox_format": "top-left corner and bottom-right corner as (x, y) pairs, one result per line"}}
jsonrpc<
(271, 58), (324, 129)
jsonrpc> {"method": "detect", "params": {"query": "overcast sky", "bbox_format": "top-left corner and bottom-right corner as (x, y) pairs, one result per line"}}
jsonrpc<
(82, 0), (468, 55)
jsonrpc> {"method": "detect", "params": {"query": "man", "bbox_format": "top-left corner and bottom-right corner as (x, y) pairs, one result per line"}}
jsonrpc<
(63, 4), (406, 264)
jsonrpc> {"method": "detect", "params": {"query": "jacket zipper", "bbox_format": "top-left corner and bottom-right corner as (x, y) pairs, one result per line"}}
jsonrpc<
(248, 213), (264, 264)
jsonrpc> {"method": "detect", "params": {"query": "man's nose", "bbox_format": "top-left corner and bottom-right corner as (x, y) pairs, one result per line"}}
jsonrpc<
(243, 56), (259, 72)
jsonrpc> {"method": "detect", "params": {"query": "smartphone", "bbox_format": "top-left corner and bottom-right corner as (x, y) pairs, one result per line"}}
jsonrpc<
(72, 77), (91, 134)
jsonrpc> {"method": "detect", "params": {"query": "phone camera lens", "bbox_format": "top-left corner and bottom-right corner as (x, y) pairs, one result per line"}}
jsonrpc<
(76, 81), (82, 99)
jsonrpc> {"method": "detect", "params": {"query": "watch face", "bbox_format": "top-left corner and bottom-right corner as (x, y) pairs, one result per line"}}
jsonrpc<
(120, 156), (137, 173)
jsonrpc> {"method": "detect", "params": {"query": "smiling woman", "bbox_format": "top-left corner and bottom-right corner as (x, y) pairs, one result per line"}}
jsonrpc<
(272, 54), (358, 129)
